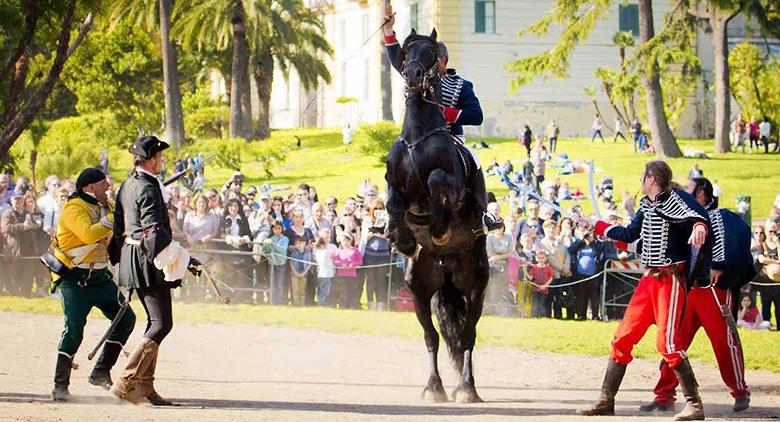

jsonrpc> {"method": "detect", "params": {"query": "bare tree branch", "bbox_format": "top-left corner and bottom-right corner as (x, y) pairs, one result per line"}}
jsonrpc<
(0, 0), (40, 84)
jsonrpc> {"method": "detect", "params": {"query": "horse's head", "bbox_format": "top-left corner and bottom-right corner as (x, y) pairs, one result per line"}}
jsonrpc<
(401, 28), (440, 93)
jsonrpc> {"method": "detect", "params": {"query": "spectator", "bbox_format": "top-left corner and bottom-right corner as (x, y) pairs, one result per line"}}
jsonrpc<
(731, 115), (747, 153)
(756, 222), (780, 329)
(36, 175), (61, 214)
(183, 194), (219, 247)
(613, 117), (627, 142)
(486, 223), (515, 309)
(749, 117), (760, 153)
(540, 219), (572, 319)
(520, 124), (532, 157)
(306, 202), (333, 235)
(556, 216), (575, 248)
(630, 117), (642, 153)
(591, 115), (605, 144)
(21, 193), (48, 296)
(521, 159), (535, 189)
(359, 199), (391, 311)
(737, 295), (771, 330)
(342, 124), (353, 151)
(545, 119), (560, 154)
(569, 223), (604, 320)
(331, 233), (362, 309)
(289, 236), (312, 307)
(530, 138), (548, 190)
(0, 174), (10, 210)
(528, 250), (553, 318)
(43, 186), (69, 236)
(313, 228), (337, 306)
(712, 180), (721, 199)
(687, 163), (703, 180)
(759, 116), (772, 154)
(622, 190), (636, 219)
(1, 193), (31, 296)
(285, 209), (316, 305)
(220, 198), (253, 304)
(325, 196), (338, 213)
(514, 200), (543, 241)
(263, 221), (289, 305)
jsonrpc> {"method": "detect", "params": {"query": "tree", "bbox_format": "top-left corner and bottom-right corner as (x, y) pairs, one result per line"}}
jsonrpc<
(729, 42), (780, 130)
(675, 0), (780, 153)
(110, 0), (187, 149)
(61, 21), (164, 134)
(175, 0), (332, 140)
(0, 0), (94, 159)
(506, 0), (683, 157)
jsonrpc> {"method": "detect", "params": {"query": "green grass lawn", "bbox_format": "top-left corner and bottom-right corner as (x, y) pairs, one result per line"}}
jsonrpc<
(3, 296), (778, 374)
(115, 129), (779, 220)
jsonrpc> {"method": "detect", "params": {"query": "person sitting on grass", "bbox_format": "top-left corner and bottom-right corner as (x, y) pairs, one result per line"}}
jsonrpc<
(737, 295), (771, 330)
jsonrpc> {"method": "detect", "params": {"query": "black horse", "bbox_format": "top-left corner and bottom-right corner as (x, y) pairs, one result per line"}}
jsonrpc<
(385, 29), (489, 403)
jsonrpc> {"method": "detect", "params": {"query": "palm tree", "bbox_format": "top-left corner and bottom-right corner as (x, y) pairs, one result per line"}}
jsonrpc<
(175, 0), (332, 140)
(110, 0), (186, 149)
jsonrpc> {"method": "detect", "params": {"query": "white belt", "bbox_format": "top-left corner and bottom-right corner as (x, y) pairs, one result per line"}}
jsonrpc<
(76, 263), (108, 270)
(125, 238), (141, 246)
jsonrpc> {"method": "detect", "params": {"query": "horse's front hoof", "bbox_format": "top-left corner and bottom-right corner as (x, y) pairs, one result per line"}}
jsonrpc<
(421, 386), (448, 403)
(452, 384), (483, 403)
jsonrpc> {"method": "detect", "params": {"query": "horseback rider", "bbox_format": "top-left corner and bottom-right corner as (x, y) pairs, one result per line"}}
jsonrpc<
(383, 4), (500, 233)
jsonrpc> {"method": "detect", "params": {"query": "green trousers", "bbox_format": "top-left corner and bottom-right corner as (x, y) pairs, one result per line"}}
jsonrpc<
(57, 268), (136, 355)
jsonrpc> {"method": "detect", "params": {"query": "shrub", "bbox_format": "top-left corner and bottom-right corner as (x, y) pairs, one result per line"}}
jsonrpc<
(183, 137), (289, 178)
(355, 121), (401, 164)
(184, 106), (230, 140)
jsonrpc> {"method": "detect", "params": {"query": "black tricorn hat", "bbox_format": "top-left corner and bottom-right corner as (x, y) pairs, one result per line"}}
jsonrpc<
(129, 135), (169, 159)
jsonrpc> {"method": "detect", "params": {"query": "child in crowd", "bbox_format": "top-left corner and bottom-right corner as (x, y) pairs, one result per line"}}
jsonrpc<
(529, 250), (553, 318)
(331, 233), (362, 309)
(289, 236), (312, 306)
(262, 221), (289, 305)
(313, 228), (337, 306)
(737, 295), (771, 330)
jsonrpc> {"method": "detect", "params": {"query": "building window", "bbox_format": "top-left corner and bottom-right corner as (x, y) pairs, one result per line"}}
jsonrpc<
(619, 4), (639, 36)
(475, 1), (495, 34)
(410, 2), (418, 31)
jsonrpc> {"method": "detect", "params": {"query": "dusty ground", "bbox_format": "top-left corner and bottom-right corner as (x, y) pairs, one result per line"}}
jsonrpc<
(0, 311), (778, 421)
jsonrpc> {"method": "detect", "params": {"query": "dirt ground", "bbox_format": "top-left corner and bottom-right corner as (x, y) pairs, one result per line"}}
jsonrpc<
(0, 311), (778, 421)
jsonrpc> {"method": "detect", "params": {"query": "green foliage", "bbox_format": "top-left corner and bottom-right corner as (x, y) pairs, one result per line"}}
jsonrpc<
(729, 42), (780, 133)
(183, 137), (288, 178)
(506, 0), (612, 92)
(355, 121), (400, 165)
(10, 112), (134, 180)
(184, 106), (230, 140)
(61, 21), (163, 134)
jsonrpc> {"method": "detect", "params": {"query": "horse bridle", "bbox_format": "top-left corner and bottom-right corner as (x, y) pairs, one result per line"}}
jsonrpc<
(401, 38), (441, 108)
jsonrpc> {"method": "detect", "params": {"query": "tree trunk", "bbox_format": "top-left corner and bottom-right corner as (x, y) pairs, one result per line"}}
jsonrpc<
(0, 0), (39, 84)
(0, 4), (91, 159)
(159, 0), (186, 150)
(229, 0), (252, 139)
(380, 36), (393, 121)
(638, 0), (681, 158)
(711, 11), (732, 153)
(253, 51), (273, 140)
(3, 51), (29, 125)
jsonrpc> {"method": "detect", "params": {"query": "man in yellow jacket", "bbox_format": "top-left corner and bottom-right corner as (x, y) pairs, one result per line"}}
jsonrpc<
(51, 168), (135, 401)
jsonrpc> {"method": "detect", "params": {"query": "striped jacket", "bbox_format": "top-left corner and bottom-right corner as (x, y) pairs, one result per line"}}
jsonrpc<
(385, 32), (483, 138)
(701, 203), (755, 289)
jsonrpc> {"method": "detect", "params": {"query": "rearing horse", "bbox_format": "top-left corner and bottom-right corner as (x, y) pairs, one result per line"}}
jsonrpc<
(385, 29), (489, 403)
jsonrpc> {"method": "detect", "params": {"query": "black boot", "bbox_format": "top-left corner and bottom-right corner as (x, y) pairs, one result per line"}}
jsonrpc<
(89, 341), (123, 390)
(578, 360), (627, 416)
(51, 353), (73, 402)
(673, 358), (705, 421)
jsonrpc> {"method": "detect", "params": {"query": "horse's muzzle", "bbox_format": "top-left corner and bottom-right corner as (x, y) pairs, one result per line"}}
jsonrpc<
(431, 228), (452, 246)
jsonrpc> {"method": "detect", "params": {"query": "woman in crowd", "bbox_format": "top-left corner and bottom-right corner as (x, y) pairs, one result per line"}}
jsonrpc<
(556, 216), (575, 248)
(486, 220), (515, 314)
(220, 198), (253, 304)
(540, 219), (572, 319)
(331, 233), (362, 309)
(359, 199), (391, 311)
(306, 202), (332, 235)
(43, 186), (69, 237)
(21, 193), (49, 296)
(181, 194), (219, 302)
(757, 223), (780, 329)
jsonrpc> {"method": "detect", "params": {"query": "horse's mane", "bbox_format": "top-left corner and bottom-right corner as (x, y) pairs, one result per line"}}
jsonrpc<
(401, 32), (437, 50)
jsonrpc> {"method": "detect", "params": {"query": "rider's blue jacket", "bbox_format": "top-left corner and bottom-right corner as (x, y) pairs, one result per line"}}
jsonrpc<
(385, 32), (483, 139)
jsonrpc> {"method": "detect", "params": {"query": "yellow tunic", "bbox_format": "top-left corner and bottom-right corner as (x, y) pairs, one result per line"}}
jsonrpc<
(55, 196), (113, 267)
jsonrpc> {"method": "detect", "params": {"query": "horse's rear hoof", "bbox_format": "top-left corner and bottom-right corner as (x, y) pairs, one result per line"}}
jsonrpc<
(452, 385), (483, 404)
(421, 386), (448, 403)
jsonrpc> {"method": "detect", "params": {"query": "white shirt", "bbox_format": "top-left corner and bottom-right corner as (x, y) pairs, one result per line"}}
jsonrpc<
(759, 121), (771, 137)
(225, 215), (242, 237)
(37, 193), (57, 214)
(712, 183), (721, 198)
(342, 127), (353, 145)
(615, 119), (622, 132)
(314, 244), (338, 278)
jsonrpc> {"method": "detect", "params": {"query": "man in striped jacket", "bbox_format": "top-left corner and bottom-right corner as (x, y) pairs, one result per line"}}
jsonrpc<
(640, 177), (754, 414)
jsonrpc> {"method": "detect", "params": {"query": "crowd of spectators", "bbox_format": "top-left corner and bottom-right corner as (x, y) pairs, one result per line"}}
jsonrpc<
(0, 153), (779, 327)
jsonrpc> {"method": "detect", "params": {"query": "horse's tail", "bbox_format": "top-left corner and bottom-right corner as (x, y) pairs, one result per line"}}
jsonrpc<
(433, 273), (468, 372)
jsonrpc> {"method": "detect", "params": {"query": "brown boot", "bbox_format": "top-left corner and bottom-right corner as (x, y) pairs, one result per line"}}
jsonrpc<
(578, 360), (627, 416)
(110, 338), (157, 405)
(139, 344), (174, 406)
(673, 358), (705, 421)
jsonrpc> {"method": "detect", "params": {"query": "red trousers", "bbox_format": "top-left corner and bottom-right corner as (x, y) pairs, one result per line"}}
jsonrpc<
(652, 286), (748, 402)
(610, 264), (687, 368)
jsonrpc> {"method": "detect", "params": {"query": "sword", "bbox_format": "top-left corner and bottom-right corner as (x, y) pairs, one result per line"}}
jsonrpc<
(88, 289), (133, 360)
(202, 268), (231, 305)
(709, 284), (744, 367)
(163, 153), (216, 186)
